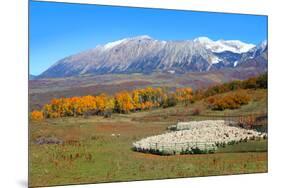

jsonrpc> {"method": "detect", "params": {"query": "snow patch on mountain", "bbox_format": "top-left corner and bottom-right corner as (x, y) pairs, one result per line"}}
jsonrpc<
(210, 56), (221, 64)
(103, 35), (153, 50)
(103, 38), (128, 50)
(194, 37), (255, 54)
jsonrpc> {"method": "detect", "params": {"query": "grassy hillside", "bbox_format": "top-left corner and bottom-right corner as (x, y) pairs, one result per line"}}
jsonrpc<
(131, 89), (267, 122)
(29, 68), (266, 110)
(29, 87), (268, 187)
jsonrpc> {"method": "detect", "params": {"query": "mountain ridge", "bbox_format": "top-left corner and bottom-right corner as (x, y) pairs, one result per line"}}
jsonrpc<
(38, 36), (267, 78)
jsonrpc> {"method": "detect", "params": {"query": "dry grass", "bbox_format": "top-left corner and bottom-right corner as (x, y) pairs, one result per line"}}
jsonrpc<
(29, 89), (267, 187)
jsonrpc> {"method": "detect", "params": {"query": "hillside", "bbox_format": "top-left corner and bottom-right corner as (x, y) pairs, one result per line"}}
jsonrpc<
(29, 87), (267, 187)
(29, 73), (268, 187)
(30, 73), (267, 121)
(29, 68), (266, 110)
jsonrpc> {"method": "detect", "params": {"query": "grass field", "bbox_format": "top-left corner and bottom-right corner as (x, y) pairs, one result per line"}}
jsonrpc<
(29, 89), (268, 187)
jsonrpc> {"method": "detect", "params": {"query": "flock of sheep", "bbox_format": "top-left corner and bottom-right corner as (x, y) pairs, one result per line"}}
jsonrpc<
(133, 120), (267, 154)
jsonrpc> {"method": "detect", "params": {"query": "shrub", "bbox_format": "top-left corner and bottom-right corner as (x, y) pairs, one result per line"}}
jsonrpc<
(193, 73), (267, 101)
(30, 110), (44, 121)
(207, 91), (251, 111)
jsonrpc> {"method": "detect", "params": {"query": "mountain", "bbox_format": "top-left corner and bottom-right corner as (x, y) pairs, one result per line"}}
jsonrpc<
(29, 74), (37, 80)
(236, 40), (268, 69)
(38, 36), (267, 78)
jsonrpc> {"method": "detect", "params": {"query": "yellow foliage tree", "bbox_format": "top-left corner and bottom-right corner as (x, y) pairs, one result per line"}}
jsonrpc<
(114, 91), (134, 113)
(175, 88), (193, 105)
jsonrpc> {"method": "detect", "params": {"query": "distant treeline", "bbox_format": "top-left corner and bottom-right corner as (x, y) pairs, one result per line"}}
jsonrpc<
(193, 72), (267, 101)
(31, 87), (193, 120)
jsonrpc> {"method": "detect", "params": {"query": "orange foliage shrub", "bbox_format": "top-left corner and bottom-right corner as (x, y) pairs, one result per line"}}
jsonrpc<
(193, 73), (267, 101)
(30, 110), (44, 121)
(207, 90), (251, 111)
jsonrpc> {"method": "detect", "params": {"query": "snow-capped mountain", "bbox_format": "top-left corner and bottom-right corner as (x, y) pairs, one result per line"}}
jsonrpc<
(38, 35), (267, 78)
(238, 40), (267, 63)
(236, 40), (268, 68)
(193, 37), (255, 54)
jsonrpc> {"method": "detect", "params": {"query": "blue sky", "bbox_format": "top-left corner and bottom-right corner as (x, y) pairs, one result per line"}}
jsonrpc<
(30, 1), (267, 75)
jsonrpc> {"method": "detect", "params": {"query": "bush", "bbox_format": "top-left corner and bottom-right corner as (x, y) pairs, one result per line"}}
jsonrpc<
(193, 73), (267, 101)
(30, 110), (44, 121)
(207, 91), (251, 111)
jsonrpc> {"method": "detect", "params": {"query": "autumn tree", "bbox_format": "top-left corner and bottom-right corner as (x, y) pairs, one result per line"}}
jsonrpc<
(114, 91), (134, 113)
(175, 88), (193, 105)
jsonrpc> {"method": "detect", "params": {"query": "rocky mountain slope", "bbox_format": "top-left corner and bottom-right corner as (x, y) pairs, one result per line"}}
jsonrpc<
(38, 36), (267, 78)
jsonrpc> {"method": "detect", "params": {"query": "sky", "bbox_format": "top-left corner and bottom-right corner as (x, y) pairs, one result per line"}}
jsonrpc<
(29, 1), (268, 75)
